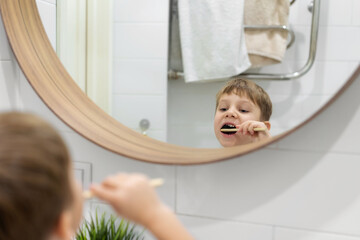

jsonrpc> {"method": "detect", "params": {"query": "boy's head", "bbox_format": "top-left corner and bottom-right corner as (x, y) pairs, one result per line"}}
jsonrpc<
(215, 78), (272, 121)
(214, 78), (272, 147)
(0, 112), (83, 240)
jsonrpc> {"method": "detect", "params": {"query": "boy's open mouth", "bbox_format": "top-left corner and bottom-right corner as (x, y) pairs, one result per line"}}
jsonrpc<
(221, 124), (237, 135)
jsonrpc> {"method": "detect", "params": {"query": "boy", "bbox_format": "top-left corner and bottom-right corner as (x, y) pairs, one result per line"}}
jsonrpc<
(0, 112), (193, 240)
(214, 78), (272, 147)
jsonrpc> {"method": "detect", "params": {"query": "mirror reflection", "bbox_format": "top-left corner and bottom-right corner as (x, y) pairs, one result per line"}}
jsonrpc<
(213, 78), (272, 147)
(36, 0), (357, 148)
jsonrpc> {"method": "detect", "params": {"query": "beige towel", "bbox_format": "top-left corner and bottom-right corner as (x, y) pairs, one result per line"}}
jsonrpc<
(244, 0), (290, 68)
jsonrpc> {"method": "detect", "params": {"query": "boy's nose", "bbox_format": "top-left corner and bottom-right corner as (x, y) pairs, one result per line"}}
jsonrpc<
(225, 109), (238, 118)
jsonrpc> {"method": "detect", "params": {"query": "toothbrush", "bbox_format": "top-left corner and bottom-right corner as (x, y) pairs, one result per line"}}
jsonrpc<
(83, 178), (164, 199)
(221, 121), (269, 133)
(221, 127), (266, 132)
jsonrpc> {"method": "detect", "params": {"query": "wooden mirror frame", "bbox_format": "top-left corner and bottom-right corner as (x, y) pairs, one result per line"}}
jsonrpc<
(1, 0), (359, 165)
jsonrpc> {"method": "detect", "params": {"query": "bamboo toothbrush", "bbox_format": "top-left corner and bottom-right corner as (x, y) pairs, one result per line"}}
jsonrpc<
(221, 121), (269, 133)
(221, 127), (266, 132)
(83, 178), (164, 199)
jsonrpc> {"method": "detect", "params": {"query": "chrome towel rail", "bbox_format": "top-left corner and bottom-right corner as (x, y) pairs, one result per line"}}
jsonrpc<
(244, 25), (295, 49)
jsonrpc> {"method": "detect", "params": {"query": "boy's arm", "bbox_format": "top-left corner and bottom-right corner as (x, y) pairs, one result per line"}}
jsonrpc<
(144, 205), (194, 240)
(90, 173), (194, 240)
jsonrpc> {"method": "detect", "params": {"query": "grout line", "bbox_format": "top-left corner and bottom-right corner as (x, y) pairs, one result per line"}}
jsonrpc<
(350, 0), (355, 26)
(112, 57), (165, 61)
(274, 147), (360, 157)
(37, 0), (56, 6)
(176, 213), (275, 228)
(312, 59), (360, 63)
(177, 213), (360, 239)
(113, 22), (167, 25)
(14, 63), (23, 111)
(272, 226), (276, 240)
(113, 57), (165, 61)
(112, 93), (165, 96)
(174, 166), (178, 213)
(274, 225), (360, 239)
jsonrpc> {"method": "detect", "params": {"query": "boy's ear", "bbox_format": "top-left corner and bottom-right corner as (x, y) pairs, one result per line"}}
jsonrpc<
(264, 121), (271, 130)
(53, 210), (73, 240)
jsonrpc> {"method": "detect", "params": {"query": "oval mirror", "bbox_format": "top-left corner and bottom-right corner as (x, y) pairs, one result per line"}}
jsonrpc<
(0, 0), (359, 164)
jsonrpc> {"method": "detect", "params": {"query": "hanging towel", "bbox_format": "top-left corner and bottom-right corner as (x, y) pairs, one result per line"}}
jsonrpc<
(178, 0), (251, 83)
(244, 0), (290, 68)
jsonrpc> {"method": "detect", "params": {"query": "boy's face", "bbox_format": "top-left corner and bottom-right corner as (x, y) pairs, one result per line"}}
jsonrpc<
(214, 93), (262, 147)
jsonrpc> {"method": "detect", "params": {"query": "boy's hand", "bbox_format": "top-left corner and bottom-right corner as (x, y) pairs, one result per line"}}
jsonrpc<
(90, 173), (194, 240)
(236, 120), (271, 141)
(90, 173), (164, 227)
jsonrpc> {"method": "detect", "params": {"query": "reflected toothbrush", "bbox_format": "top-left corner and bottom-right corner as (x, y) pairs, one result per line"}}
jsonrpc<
(220, 128), (266, 132)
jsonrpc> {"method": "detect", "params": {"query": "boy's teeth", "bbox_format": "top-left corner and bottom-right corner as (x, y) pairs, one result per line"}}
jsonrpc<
(221, 124), (236, 130)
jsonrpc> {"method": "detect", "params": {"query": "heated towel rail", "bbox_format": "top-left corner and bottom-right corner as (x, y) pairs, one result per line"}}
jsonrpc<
(168, 0), (320, 81)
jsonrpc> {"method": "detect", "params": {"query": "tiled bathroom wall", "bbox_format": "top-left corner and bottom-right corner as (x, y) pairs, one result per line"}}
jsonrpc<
(111, 0), (169, 142)
(1, 0), (360, 240)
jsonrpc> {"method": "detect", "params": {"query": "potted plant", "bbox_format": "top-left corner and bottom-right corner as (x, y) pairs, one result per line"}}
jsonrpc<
(75, 211), (145, 240)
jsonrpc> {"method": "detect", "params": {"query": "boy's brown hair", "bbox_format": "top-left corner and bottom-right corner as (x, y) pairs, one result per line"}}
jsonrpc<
(0, 112), (73, 240)
(216, 78), (272, 121)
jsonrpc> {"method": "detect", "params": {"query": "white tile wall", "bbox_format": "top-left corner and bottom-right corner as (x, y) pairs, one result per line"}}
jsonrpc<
(38, 0), (56, 5)
(112, 0), (169, 142)
(275, 227), (360, 240)
(178, 215), (273, 240)
(177, 147), (360, 235)
(113, 23), (167, 59)
(318, 0), (353, 26)
(113, 59), (167, 94)
(353, 0), (360, 26)
(112, 94), (167, 129)
(270, 94), (331, 134)
(1, 1), (360, 240)
(278, 71), (360, 154)
(289, 0), (354, 26)
(0, 61), (20, 110)
(316, 27), (360, 61)
(0, 18), (13, 60)
(168, 124), (220, 148)
(114, 0), (169, 23)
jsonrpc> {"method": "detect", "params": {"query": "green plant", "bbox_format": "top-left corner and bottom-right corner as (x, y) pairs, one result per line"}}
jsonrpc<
(75, 211), (145, 240)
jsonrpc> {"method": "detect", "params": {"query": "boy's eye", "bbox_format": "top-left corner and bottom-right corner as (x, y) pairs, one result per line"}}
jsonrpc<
(240, 109), (249, 113)
(219, 108), (227, 112)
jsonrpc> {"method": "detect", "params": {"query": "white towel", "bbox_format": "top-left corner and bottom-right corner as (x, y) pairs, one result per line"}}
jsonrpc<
(178, 0), (251, 83)
(244, 0), (290, 68)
